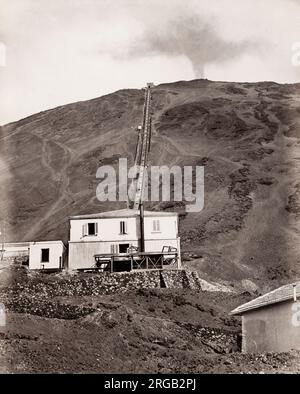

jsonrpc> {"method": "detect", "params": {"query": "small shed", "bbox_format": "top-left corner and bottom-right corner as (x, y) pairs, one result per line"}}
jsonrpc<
(1, 242), (30, 261)
(231, 282), (300, 353)
(29, 241), (66, 270)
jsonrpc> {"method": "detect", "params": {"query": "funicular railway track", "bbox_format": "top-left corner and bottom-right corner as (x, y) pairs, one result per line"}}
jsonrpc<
(129, 83), (152, 208)
(93, 83), (181, 272)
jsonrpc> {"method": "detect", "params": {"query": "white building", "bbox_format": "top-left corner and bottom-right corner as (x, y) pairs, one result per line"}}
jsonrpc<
(68, 209), (181, 271)
(1, 242), (30, 260)
(29, 241), (67, 270)
(1, 240), (66, 270)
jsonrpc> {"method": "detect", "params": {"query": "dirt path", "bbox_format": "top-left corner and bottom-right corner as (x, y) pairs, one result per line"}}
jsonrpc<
(23, 134), (76, 240)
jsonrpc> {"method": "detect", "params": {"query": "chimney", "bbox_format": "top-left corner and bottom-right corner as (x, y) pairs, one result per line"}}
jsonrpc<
(293, 284), (297, 302)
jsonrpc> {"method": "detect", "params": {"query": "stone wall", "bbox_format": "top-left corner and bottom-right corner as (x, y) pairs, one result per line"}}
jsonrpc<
(6, 269), (205, 298)
(0, 255), (29, 265)
(161, 270), (202, 290)
(2, 268), (233, 299)
(194, 326), (241, 353)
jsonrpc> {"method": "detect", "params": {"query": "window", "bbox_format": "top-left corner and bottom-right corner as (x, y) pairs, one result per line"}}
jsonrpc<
(119, 243), (130, 254)
(88, 223), (96, 235)
(41, 248), (50, 263)
(120, 221), (127, 235)
(82, 222), (98, 237)
(152, 219), (160, 232)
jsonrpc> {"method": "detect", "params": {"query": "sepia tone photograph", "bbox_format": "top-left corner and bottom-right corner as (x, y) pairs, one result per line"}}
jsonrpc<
(1, 0), (300, 379)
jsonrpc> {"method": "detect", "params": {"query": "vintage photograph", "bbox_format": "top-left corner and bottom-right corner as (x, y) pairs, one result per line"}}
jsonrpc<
(1, 0), (300, 376)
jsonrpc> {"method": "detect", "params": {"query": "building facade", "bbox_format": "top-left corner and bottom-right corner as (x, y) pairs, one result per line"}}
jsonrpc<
(1, 241), (66, 270)
(29, 241), (67, 270)
(68, 209), (181, 270)
(231, 282), (300, 353)
(1, 242), (30, 261)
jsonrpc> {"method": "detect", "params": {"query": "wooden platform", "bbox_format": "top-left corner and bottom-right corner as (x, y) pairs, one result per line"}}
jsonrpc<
(93, 251), (180, 272)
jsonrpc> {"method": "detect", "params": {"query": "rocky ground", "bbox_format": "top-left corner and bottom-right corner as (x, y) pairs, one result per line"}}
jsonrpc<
(1, 79), (300, 288)
(1, 266), (300, 374)
(2, 78), (300, 373)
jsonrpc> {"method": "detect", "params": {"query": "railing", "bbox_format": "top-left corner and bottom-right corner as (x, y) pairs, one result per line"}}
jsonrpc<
(94, 251), (179, 272)
(132, 85), (152, 209)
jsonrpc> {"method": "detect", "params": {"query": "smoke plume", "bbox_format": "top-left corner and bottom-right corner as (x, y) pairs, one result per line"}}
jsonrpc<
(126, 15), (256, 78)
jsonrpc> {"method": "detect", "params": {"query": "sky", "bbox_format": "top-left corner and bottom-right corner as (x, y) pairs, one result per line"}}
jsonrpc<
(0, 0), (300, 125)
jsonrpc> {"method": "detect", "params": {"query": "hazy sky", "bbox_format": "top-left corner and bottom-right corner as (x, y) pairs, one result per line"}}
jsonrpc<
(1, 0), (300, 125)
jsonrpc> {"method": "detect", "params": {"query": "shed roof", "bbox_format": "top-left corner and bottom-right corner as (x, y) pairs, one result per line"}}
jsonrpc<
(3, 242), (31, 248)
(30, 240), (65, 246)
(3, 241), (65, 248)
(231, 281), (300, 315)
(70, 208), (178, 220)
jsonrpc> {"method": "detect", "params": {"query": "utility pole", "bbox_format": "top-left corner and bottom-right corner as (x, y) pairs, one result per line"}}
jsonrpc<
(139, 202), (145, 253)
(0, 220), (5, 261)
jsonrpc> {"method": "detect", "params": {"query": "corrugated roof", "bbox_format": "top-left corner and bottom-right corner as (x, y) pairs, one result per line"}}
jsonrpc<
(231, 281), (300, 315)
(69, 208), (178, 220)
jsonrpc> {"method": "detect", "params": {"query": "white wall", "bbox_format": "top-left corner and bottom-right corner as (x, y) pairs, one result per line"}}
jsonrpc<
(70, 215), (178, 242)
(29, 242), (64, 270)
(68, 214), (180, 270)
(69, 239), (139, 270)
(242, 301), (300, 353)
(144, 238), (179, 253)
(144, 216), (178, 240)
(70, 217), (138, 242)
(1, 242), (30, 258)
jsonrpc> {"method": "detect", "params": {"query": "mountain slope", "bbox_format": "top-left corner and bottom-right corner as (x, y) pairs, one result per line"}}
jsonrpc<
(1, 79), (300, 287)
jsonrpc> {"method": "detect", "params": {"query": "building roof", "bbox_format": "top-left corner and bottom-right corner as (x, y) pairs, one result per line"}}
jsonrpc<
(231, 281), (300, 315)
(2, 240), (66, 251)
(69, 208), (178, 220)
(3, 242), (31, 247)
(30, 240), (65, 246)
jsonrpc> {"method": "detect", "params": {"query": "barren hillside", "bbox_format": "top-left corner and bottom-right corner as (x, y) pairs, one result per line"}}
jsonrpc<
(1, 265), (300, 374)
(1, 79), (300, 287)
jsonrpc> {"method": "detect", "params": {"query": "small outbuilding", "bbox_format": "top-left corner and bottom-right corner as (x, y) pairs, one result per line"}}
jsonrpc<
(0, 242), (30, 263)
(29, 241), (67, 270)
(231, 282), (300, 353)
